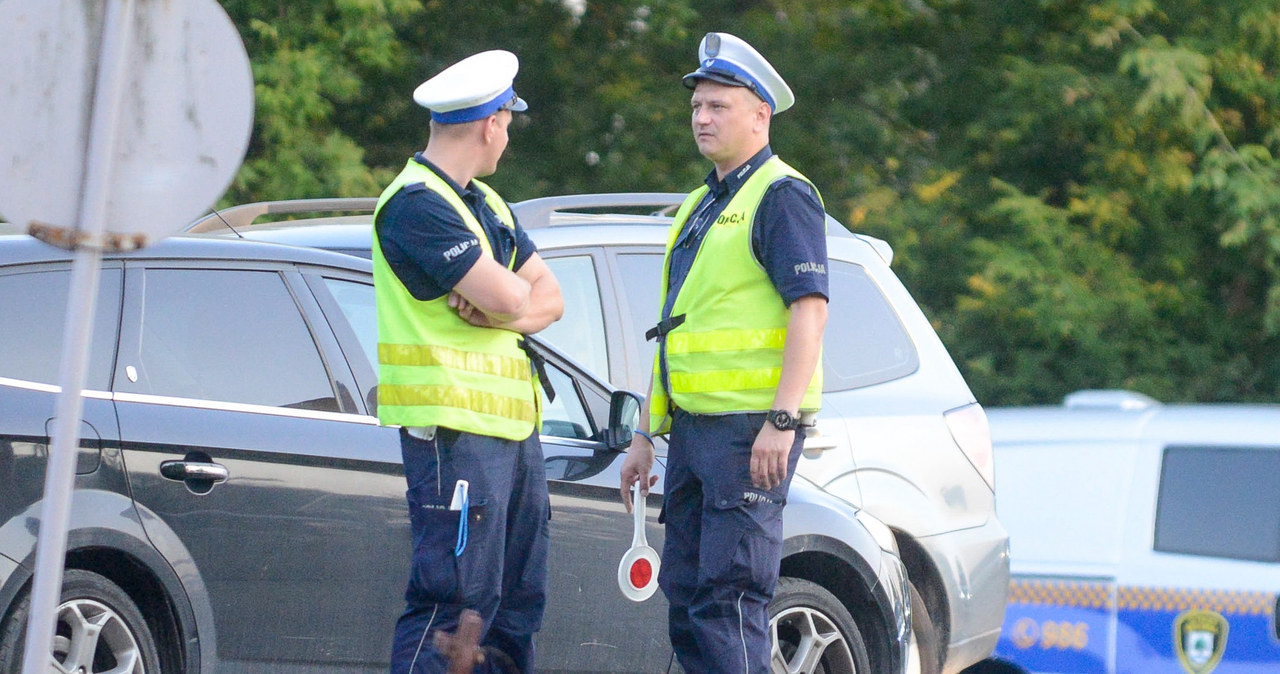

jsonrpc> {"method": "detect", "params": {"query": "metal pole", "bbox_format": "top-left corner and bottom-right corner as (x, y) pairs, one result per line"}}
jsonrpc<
(22, 0), (136, 671)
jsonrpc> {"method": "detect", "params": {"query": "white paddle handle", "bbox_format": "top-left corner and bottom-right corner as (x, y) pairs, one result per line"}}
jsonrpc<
(631, 482), (648, 548)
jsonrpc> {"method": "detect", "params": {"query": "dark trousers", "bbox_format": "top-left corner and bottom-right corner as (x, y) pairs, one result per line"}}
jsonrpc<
(658, 411), (804, 674)
(390, 428), (549, 674)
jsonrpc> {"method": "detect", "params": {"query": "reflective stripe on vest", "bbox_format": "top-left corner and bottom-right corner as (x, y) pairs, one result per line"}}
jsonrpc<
(372, 160), (537, 439)
(649, 156), (824, 434)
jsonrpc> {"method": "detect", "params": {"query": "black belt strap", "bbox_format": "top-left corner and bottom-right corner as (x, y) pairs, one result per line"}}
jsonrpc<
(645, 314), (687, 342)
(517, 339), (555, 403)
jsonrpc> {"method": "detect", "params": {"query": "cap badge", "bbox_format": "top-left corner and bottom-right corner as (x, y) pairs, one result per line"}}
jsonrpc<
(705, 33), (721, 56)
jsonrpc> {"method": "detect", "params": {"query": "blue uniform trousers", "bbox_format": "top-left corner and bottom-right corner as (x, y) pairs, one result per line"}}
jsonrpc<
(658, 411), (804, 674)
(390, 427), (549, 674)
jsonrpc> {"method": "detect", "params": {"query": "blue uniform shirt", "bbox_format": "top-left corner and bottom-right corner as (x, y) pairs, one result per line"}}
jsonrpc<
(375, 153), (537, 302)
(662, 145), (829, 323)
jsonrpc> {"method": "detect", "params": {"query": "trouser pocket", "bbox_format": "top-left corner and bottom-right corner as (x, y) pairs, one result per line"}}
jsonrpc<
(406, 487), (488, 605)
(702, 494), (784, 598)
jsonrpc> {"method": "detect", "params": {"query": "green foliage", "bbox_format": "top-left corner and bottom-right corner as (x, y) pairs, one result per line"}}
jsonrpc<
(217, 0), (1280, 404)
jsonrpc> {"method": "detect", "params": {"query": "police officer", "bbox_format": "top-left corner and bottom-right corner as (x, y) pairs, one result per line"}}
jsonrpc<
(375, 50), (563, 674)
(619, 33), (829, 673)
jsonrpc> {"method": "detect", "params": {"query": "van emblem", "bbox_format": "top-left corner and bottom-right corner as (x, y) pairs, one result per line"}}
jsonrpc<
(1174, 609), (1228, 674)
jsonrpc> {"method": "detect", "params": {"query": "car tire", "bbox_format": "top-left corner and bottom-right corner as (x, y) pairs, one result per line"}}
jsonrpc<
(959, 659), (1026, 674)
(0, 569), (162, 674)
(769, 576), (871, 674)
(906, 581), (941, 674)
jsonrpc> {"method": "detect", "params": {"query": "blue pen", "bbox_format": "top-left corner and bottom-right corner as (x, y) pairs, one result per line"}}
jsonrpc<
(450, 480), (469, 556)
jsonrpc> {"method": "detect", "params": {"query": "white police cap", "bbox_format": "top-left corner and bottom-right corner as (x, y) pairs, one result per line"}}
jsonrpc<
(413, 50), (528, 124)
(682, 32), (794, 114)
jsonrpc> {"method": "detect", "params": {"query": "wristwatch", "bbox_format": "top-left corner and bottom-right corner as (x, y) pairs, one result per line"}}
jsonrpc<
(766, 409), (800, 431)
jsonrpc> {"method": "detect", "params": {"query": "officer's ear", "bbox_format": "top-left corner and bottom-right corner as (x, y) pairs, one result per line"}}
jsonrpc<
(754, 99), (772, 133)
(480, 112), (506, 144)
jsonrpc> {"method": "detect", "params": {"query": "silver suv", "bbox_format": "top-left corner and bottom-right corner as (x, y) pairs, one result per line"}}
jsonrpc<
(190, 193), (1011, 674)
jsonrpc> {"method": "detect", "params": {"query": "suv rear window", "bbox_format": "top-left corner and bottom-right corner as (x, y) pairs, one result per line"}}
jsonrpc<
(823, 261), (918, 391)
(1154, 445), (1280, 562)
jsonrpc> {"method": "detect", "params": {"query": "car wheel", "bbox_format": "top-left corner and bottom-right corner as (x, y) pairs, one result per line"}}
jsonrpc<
(959, 659), (1026, 674)
(769, 576), (871, 674)
(0, 569), (161, 674)
(905, 582), (941, 674)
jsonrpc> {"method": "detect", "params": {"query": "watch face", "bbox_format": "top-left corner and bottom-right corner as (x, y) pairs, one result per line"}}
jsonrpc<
(769, 409), (795, 430)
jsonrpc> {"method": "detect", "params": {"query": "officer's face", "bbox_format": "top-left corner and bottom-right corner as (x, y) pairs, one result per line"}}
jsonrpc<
(690, 82), (769, 167)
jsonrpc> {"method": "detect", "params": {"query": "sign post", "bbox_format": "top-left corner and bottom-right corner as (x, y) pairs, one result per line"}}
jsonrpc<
(0, 1), (253, 670)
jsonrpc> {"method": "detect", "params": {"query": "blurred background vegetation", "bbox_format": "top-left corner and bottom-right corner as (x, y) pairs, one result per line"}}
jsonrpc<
(218, 0), (1280, 405)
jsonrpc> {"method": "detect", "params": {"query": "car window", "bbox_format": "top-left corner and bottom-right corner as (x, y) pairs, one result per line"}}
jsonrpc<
(823, 260), (919, 391)
(540, 361), (594, 440)
(127, 269), (340, 411)
(0, 268), (121, 389)
(615, 252), (665, 381)
(1154, 445), (1280, 562)
(539, 255), (609, 378)
(323, 277), (379, 375)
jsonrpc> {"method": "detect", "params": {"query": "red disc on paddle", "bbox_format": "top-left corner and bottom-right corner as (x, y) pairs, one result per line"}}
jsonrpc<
(629, 558), (653, 589)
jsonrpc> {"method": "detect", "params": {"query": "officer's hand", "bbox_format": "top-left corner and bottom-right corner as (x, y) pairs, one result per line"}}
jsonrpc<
(449, 291), (492, 327)
(751, 425), (793, 491)
(619, 435), (659, 513)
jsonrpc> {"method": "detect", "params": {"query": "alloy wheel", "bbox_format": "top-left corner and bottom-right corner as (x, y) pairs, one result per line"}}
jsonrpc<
(49, 598), (145, 674)
(770, 604), (858, 674)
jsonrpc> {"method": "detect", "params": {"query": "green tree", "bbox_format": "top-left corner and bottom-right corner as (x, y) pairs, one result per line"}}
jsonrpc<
(217, 0), (1280, 404)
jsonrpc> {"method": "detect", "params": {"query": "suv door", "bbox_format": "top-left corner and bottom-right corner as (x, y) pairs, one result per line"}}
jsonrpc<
(112, 262), (406, 670)
(0, 263), (124, 487)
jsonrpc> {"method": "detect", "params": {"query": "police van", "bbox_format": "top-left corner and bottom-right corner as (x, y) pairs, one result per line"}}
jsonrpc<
(965, 390), (1280, 674)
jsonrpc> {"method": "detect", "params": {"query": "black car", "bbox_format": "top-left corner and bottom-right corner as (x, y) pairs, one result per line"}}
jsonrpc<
(0, 232), (907, 673)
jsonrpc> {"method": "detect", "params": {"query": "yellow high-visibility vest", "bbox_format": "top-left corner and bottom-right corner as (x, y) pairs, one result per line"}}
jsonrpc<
(372, 159), (538, 440)
(649, 156), (824, 434)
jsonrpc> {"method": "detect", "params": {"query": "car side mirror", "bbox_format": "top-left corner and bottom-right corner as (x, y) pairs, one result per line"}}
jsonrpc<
(602, 390), (643, 451)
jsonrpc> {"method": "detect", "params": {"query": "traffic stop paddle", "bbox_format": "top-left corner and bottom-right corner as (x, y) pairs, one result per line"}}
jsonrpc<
(618, 482), (661, 601)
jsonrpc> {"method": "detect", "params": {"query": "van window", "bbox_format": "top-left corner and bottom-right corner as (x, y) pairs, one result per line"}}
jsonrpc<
(1154, 445), (1280, 563)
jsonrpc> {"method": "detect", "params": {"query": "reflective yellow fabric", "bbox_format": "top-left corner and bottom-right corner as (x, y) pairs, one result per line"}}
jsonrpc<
(666, 328), (788, 354)
(378, 343), (532, 381)
(669, 368), (785, 394)
(377, 385), (536, 422)
(649, 156), (824, 433)
(372, 160), (537, 439)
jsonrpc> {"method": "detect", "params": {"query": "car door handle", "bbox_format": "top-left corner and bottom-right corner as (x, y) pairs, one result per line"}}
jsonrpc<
(160, 459), (229, 487)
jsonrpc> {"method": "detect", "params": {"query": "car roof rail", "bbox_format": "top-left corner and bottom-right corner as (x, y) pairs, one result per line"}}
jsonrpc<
(186, 198), (376, 234)
(1062, 389), (1161, 410)
(511, 193), (687, 229)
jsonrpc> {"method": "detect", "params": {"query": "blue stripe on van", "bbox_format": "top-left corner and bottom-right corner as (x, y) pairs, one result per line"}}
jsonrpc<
(993, 578), (1278, 673)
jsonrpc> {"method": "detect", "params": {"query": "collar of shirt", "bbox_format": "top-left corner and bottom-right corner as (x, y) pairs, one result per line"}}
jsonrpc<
(702, 144), (774, 198)
(412, 152), (490, 212)
(676, 144), (775, 250)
